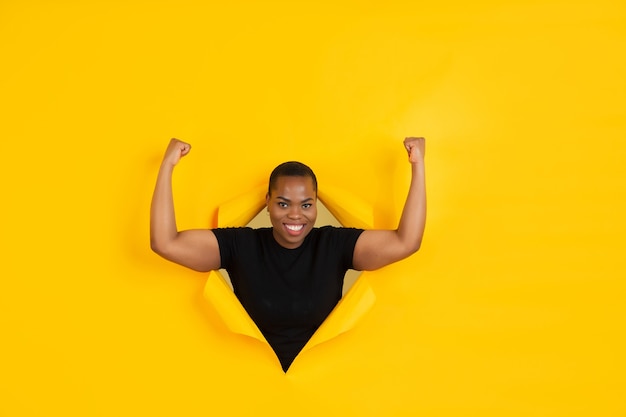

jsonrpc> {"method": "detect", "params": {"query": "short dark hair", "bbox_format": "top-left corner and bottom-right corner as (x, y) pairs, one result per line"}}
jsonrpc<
(268, 161), (318, 196)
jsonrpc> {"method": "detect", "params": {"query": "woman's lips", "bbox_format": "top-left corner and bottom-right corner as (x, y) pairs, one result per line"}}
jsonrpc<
(284, 224), (305, 235)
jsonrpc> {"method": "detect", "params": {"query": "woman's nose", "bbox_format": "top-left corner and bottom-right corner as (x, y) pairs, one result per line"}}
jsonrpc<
(287, 207), (301, 218)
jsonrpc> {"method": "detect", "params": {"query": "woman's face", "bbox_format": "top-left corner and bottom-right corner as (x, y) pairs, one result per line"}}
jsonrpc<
(266, 175), (317, 249)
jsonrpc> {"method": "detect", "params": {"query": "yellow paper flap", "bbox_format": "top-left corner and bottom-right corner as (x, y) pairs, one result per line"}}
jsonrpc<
(203, 270), (267, 343)
(217, 184), (267, 227)
(318, 185), (374, 229)
(300, 274), (376, 354)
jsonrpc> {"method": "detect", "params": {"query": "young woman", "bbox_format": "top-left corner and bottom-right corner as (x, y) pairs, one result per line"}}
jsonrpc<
(150, 137), (426, 371)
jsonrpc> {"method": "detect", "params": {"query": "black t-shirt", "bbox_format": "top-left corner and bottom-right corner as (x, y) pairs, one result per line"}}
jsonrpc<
(212, 226), (364, 371)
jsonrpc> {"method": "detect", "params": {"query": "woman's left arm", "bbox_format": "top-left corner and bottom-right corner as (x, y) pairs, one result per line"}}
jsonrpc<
(352, 137), (426, 271)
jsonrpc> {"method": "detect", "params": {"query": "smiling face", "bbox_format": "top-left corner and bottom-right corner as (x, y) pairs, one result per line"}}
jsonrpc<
(266, 175), (318, 249)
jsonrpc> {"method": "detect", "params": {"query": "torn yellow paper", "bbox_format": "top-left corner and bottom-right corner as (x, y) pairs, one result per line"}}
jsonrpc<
(318, 185), (374, 229)
(300, 274), (376, 354)
(204, 184), (377, 360)
(203, 270), (267, 343)
(216, 184), (268, 228)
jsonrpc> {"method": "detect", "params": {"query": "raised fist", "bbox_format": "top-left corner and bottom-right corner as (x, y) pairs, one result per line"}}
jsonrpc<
(404, 137), (425, 164)
(162, 138), (191, 167)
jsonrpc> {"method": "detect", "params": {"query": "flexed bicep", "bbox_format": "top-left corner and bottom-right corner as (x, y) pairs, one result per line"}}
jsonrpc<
(352, 230), (415, 271)
(153, 229), (221, 272)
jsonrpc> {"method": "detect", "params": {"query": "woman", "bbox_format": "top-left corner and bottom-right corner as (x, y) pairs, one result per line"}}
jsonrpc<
(150, 137), (426, 371)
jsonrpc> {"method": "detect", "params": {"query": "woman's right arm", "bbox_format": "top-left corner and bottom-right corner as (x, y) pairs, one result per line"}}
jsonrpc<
(150, 138), (221, 272)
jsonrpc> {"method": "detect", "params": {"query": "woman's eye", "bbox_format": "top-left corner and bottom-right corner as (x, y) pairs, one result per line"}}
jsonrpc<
(278, 202), (288, 208)
(302, 203), (312, 209)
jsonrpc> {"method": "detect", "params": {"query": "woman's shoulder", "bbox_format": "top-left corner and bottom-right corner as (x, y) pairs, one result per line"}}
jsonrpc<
(312, 225), (364, 239)
(213, 226), (271, 233)
(212, 227), (272, 241)
(315, 225), (362, 233)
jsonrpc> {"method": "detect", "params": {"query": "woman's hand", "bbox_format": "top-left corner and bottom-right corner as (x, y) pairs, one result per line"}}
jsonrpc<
(162, 138), (191, 167)
(404, 137), (425, 164)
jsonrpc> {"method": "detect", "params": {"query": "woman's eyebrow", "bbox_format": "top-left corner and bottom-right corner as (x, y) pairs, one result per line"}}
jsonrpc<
(276, 196), (314, 203)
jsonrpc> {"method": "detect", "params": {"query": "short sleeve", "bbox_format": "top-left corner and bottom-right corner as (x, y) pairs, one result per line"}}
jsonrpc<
(317, 226), (364, 270)
(211, 227), (253, 269)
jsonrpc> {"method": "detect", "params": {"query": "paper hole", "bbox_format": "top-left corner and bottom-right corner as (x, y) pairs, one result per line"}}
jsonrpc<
(219, 200), (363, 296)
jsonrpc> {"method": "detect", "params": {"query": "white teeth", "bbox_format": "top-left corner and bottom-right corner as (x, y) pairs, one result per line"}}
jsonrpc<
(286, 224), (304, 231)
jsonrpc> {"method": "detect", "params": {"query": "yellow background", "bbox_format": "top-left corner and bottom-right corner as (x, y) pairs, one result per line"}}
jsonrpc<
(1, 1), (625, 415)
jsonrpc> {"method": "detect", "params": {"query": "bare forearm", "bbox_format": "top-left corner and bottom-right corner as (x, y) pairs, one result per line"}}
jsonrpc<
(150, 163), (178, 253)
(396, 161), (426, 253)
